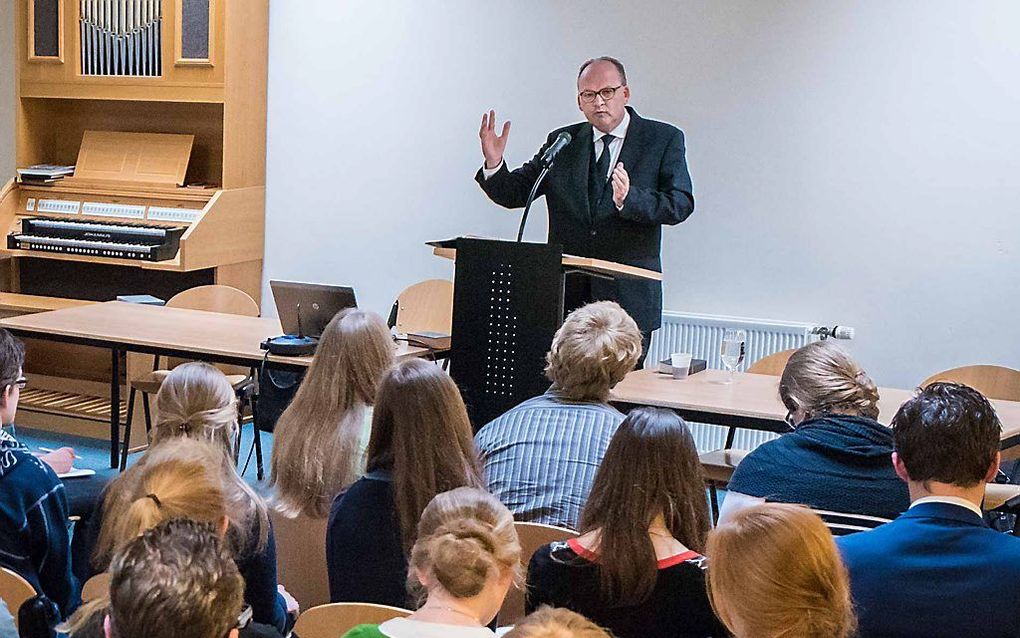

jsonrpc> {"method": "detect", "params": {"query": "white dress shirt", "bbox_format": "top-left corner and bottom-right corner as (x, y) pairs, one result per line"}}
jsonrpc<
(909, 495), (983, 518)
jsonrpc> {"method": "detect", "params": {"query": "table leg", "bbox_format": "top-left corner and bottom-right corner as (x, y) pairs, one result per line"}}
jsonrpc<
(110, 348), (121, 468)
(724, 426), (736, 449)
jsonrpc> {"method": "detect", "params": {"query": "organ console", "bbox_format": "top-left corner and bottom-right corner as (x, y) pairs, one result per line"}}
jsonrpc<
(2, 0), (269, 441)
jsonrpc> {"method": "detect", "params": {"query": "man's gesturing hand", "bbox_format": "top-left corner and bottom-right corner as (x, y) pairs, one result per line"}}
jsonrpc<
(612, 162), (630, 209)
(480, 110), (511, 170)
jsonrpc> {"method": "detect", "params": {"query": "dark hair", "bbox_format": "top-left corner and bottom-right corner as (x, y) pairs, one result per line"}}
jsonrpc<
(108, 518), (244, 638)
(893, 382), (1001, 487)
(366, 358), (485, 549)
(579, 406), (710, 607)
(578, 56), (627, 85)
(0, 328), (25, 389)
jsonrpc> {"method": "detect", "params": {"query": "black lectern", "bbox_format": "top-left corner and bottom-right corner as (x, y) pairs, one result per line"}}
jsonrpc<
(431, 237), (661, 428)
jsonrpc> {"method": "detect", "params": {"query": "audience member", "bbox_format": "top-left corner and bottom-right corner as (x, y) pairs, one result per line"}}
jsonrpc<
(269, 309), (394, 518)
(476, 301), (641, 529)
(504, 607), (611, 638)
(0, 329), (79, 616)
(342, 487), (520, 638)
(105, 518), (245, 638)
(527, 407), (724, 638)
(708, 503), (855, 638)
(720, 340), (909, 524)
(75, 363), (296, 634)
(838, 382), (1020, 637)
(327, 359), (484, 607)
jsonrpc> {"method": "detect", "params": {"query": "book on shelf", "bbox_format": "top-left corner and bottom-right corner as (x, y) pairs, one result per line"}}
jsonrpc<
(17, 164), (76, 184)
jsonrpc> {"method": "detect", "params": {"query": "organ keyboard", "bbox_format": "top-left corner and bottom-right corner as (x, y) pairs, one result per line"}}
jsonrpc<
(9, 217), (186, 262)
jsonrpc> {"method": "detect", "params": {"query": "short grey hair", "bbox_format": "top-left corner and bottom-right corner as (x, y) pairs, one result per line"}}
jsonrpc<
(578, 56), (628, 85)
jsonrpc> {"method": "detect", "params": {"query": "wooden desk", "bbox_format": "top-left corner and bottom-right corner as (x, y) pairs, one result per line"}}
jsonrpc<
(610, 368), (1020, 450)
(0, 302), (433, 466)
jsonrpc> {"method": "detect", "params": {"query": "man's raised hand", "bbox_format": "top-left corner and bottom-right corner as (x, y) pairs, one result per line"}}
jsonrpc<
(479, 110), (511, 170)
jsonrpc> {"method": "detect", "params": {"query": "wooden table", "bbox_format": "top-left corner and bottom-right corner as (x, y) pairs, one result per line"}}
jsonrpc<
(0, 301), (433, 466)
(610, 368), (1020, 450)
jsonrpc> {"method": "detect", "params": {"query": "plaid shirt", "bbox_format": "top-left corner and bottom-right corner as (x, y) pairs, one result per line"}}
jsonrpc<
(475, 390), (624, 530)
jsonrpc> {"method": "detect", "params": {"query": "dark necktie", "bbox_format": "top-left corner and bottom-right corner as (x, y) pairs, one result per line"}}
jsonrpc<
(588, 134), (614, 210)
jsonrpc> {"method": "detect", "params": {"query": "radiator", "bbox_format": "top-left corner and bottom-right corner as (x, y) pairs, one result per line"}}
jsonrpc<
(647, 311), (820, 453)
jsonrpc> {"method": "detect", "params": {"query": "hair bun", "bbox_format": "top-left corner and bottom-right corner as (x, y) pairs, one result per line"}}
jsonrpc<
(427, 519), (500, 599)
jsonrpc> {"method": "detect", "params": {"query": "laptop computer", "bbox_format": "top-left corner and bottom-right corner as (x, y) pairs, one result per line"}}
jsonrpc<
(269, 280), (357, 338)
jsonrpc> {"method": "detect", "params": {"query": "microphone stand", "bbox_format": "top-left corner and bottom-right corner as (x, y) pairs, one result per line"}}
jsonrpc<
(516, 164), (552, 242)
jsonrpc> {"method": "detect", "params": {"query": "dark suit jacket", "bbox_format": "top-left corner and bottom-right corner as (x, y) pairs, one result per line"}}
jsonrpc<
(475, 106), (694, 332)
(837, 501), (1020, 638)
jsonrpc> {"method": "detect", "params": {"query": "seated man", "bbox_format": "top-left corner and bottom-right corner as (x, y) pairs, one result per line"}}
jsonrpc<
(103, 518), (245, 638)
(838, 382), (1020, 638)
(475, 301), (642, 529)
(0, 329), (79, 616)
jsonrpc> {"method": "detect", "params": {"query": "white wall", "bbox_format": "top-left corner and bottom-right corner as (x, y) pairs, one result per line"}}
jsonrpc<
(0, 0), (995, 391)
(0, 1), (13, 178)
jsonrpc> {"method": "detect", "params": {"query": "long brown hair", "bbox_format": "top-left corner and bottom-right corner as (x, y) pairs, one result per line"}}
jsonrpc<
(707, 503), (856, 638)
(579, 406), (710, 607)
(366, 358), (484, 549)
(780, 341), (880, 420)
(94, 439), (242, 572)
(269, 309), (394, 517)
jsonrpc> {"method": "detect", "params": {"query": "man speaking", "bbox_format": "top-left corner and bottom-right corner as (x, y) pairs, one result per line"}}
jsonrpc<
(475, 56), (694, 363)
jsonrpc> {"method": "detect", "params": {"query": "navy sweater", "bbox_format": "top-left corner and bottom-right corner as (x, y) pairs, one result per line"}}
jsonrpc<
(727, 414), (910, 520)
(0, 430), (79, 617)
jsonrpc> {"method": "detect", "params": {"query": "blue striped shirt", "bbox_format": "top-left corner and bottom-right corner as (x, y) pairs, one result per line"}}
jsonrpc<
(475, 390), (624, 530)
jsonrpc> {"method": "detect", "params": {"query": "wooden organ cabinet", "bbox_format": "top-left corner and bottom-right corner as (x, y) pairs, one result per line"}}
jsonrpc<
(0, 0), (268, 440)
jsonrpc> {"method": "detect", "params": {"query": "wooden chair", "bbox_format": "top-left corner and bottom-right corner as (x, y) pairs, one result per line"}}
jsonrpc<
(270, 509), (330, 610)
(498, 522), (578, 626)
(747, 348), (797, 376)
(81, 572), (111, 602)
(0, 567), (36, 629)
(121, 285), (261, 473)
(391, 279), (454, 336)
(292, 602), (411, 638)
(921, 365), (1020, 401)
(700, 448), (751, 523)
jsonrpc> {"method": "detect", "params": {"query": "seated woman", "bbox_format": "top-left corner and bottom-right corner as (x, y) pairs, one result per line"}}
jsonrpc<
(341, 487), (520, 638)
(505, 607), (611, 638)
(719, 340), (910, 525)
(269, 309), (394, 518)
(74, 363), (297, 634)
(327, 358), (485, 607)
(707, 503), (856, 638)
(526, 407), (725, 638)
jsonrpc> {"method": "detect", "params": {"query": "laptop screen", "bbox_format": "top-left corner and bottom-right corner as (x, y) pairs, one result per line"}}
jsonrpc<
(269, 280), (357, 338)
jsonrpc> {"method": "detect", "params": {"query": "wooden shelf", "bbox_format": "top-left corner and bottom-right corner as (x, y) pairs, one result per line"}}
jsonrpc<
(19, 387), (127, 424)
(0, 293), (94, 314)
(20, 81), (225, 104)
(1, 249), (185, 271)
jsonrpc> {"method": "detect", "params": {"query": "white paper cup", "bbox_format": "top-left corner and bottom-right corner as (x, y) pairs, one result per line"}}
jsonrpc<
(670, 353), (693, 379)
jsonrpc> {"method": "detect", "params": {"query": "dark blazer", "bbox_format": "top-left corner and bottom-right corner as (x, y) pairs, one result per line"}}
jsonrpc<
(837, 501), (1020, 638)
(475, 106), (694, 332)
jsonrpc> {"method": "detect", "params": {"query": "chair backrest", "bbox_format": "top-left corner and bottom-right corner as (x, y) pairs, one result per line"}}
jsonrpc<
(748, 348), (797, 376)
(811, 508), (892, 536)
(81, 572), (111, 603)
(292, 602), (412, 638)
(164, 285), (260, 374)
(269, 509), (330, 610)
(921, 365), (1020, 402)
(0, 567), (36, 628)
(394, 279), (454, 336)
(498, 522), (578, 626)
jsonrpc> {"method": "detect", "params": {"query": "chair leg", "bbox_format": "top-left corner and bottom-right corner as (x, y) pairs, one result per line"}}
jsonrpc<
(141, 393), (153, 436)
(120, 388), (136, 471)
(709, 480), (720, 526)
(251, 395), (264, 481)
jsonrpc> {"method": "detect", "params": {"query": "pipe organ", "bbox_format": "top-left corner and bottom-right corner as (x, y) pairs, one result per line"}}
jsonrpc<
(79, 0), (164, 77)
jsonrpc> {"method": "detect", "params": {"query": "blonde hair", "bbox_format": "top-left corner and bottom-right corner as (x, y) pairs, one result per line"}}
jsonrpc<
(707, 504), (856, 638)
(545, 301), (642, 402)
(780, 341), (880, 420)
(270, 309), (394, 518)
(94, 438), (256, 572)
(504, 607), (612, 638)
(408, 487), (522, 604)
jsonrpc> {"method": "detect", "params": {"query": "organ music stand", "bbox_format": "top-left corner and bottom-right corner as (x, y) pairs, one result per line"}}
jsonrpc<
(430, 237), (661, 428)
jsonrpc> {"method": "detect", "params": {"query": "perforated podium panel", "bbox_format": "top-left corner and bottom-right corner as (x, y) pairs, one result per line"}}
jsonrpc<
(450, 239), (564, 428)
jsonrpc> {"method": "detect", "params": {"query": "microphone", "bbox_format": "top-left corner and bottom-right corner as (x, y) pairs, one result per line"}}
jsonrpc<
(812, 325), (855, 340)
(539, 132), (572, 167)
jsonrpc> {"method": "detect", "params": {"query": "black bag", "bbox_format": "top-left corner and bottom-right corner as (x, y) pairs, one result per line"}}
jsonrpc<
(255, 364), (305, 434)
(17, 595), (60, 638)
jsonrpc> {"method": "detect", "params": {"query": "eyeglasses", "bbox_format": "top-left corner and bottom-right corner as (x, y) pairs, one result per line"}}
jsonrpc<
(579, 85), (623, 103)
(784, 410), (796, 429)
(8, 377), (26, 391)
